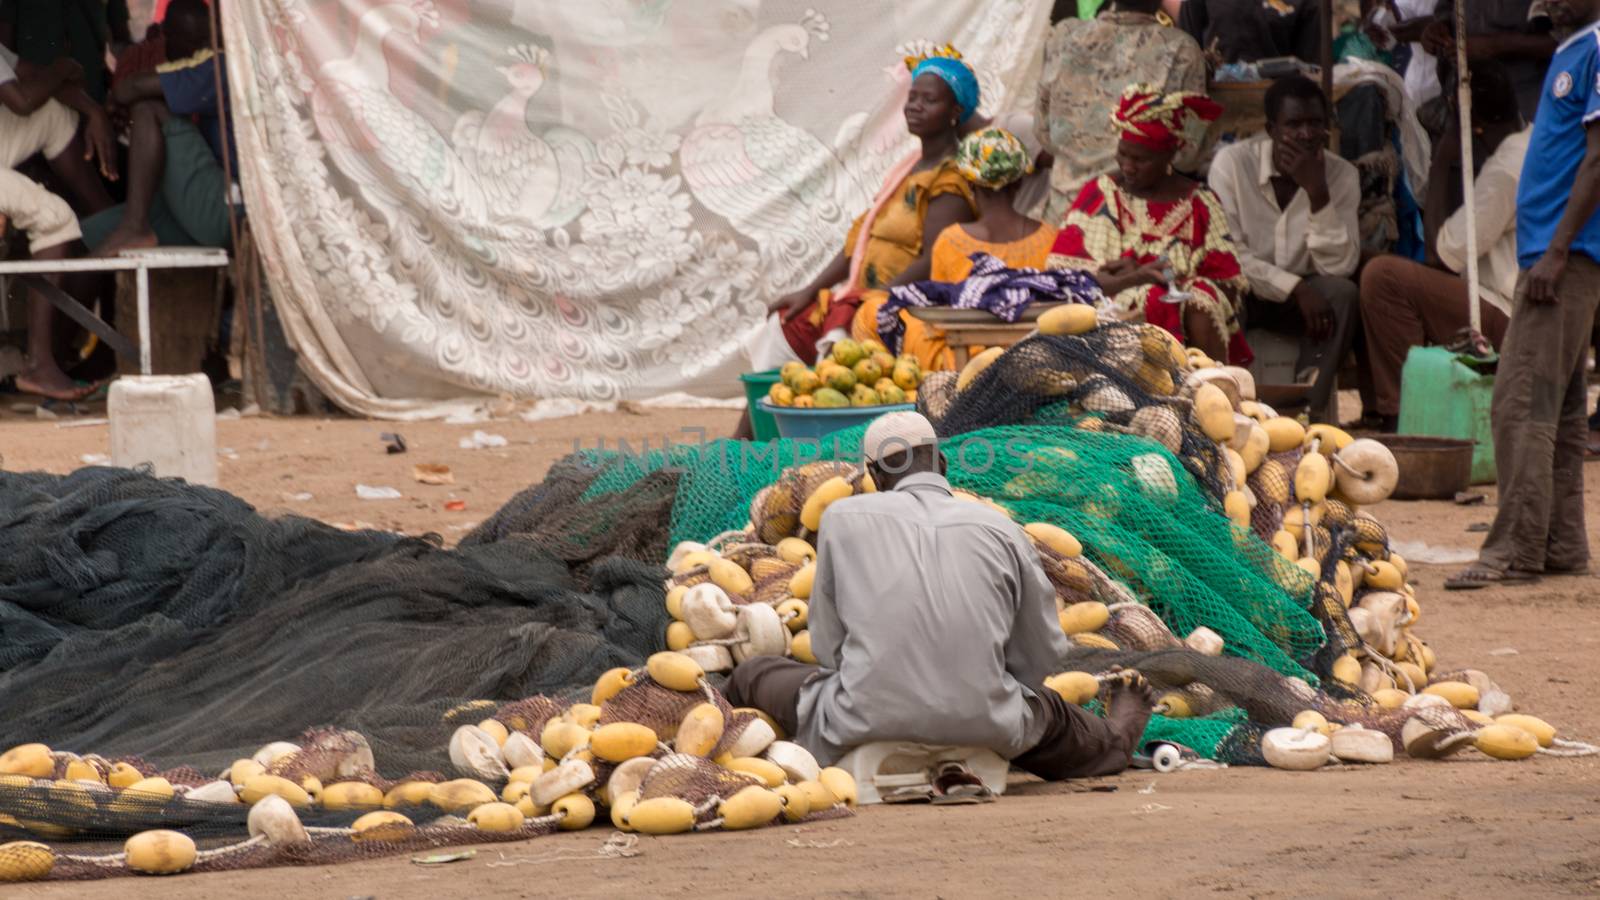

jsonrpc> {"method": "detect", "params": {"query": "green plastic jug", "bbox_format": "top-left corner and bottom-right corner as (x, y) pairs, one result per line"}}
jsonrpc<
(1396, 346), (1496, 483)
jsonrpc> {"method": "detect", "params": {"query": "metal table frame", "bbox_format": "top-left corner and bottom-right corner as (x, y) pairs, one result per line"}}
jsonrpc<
(0, 249), (231, 376)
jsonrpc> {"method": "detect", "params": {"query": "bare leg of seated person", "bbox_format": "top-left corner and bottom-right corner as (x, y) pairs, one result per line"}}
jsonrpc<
(1011, 668), (1155, 780)
(48, 129), (115, 217)
(94, 101), (168, 257)
(17, 242), (95, 401)
(1183, 303), (1227, 364)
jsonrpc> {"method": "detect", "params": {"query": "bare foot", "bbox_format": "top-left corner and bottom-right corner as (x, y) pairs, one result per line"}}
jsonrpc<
(14, 366), (94, 401)
(1102, 668), (1157, 759)
(93, 223), (159, 258)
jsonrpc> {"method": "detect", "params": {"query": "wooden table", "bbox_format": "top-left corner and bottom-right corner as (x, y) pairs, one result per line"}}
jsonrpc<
(904, 309), (1038, 369)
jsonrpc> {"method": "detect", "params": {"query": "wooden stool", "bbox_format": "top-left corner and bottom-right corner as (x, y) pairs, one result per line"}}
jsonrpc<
(909, 319), (1039, 369)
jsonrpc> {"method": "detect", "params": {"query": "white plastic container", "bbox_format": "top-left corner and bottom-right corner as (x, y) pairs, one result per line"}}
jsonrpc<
(108, 374), (218, 486)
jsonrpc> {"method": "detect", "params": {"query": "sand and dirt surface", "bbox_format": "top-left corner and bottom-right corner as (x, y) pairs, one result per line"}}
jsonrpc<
(1, 406), (1597, 898)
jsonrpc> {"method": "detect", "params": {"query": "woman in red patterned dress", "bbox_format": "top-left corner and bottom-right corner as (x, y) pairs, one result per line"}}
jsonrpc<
(1046, 84), (1251, 366)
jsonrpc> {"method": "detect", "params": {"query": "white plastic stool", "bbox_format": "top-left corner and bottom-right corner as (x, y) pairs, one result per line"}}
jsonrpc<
(833, 743), (1009, 805)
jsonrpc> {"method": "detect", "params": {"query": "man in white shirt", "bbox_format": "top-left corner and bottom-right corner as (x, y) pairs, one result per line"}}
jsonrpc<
(724, 412), (1155, 792)
(1358, 67), (1527, 432)
(1208, 76), (1366, 422)
(0, 42), (116, 400)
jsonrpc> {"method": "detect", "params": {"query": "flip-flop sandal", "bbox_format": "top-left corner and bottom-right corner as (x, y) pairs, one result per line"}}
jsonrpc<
(881, 785), (936, 804)
(1443, 567), (1540, 591)
(74, 379), (111, 402)
(930, 764), (994, 805)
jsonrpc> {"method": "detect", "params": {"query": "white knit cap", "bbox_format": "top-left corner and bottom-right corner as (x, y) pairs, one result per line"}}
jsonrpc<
(863, 411), (938, 465)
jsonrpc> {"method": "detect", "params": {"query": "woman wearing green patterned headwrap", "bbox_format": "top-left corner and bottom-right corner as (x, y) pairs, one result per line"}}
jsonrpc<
(928, 129), (1058, 282)
(890, 127), (1064, 369)
(954, 127), (1034, 191)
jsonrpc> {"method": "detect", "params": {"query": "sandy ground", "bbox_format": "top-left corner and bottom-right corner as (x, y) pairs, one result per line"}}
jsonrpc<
(1, 406), (1598, 899)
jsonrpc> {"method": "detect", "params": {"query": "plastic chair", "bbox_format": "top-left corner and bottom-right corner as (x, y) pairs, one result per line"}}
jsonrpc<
(833, 742), (1009, 805)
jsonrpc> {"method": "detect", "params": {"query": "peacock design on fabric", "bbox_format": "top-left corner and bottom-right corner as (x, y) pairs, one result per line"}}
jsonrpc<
(679, 10), (866, 297)
(309, 0), (487, 224)
(450, 44), (594, 227)
(302, 0), (624, 393)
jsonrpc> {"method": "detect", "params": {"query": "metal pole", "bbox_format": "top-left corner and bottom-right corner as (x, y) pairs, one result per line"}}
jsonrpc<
(207, 0), (241, 255)
(1321, 0), (1335, 148)
(137, 263), (152, 376)
(1456, 0), (1481, 332)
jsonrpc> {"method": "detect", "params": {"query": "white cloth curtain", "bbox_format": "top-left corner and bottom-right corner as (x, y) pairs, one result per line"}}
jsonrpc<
(222, 0), (1051, 419)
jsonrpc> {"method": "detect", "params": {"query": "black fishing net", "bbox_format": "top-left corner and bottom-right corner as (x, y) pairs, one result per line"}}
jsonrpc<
(0, 463), (672, 778)
(915, 325), (1232, 499)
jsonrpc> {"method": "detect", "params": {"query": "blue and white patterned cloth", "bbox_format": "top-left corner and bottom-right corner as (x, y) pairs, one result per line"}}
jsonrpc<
(878, 252), (1103, 355)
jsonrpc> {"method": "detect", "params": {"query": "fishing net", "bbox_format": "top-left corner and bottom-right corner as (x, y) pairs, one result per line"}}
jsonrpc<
(0, 462), (672, 780)
(0, 321), (1504, 880)
(916, 326), (1229, 499)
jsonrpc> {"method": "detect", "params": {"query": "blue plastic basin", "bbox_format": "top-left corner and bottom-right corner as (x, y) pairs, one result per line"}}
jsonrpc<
(757, 399), (916, 441)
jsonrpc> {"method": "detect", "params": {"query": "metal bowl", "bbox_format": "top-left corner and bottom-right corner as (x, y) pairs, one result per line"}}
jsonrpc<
(1373, 434), (1476, 501)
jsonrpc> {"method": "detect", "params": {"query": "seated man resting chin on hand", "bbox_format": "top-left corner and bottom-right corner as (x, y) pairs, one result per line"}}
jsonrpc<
(724, 412), (1155, 797)
(1207, 75), (1367, 423)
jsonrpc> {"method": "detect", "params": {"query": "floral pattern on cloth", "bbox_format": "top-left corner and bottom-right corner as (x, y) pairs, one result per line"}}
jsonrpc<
(877, 251), (1102, 355)
(1035, 12), (1208, 222)
(1046, 174), (1252, 365)
(221, 0), (1050, 416)
(1110, 83), (1223, 153)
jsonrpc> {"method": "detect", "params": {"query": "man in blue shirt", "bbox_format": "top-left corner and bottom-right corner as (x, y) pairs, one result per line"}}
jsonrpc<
(1449, 0), (1600, 590)
(83, 0), (232, 256)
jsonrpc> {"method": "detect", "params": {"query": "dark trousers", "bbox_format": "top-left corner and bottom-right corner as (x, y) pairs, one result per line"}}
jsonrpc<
(1010, 689), (1135, 780)
(1246, 275), (1367, 422)
(724, 656), (818, 738)
(725, 657), (1133, 781)
(1358, 256), (1511, 417)
(1477, 257), (1600, 574)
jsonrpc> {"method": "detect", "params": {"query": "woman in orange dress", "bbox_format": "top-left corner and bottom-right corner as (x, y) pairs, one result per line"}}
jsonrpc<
(762, 50), (982, 363)
(866, 127), (1061, 370)
(1046, 84), (1251, 366)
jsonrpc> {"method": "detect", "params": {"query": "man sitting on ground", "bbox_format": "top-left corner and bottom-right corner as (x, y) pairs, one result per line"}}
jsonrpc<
(86, 0), (233, 256)
(1034, 0), (1208, 222)
(1358, 64), (1528, 432)
(725, 412), (1155, 796)
(1208, 75), (1366, 422)
(1, 40), (116, 399)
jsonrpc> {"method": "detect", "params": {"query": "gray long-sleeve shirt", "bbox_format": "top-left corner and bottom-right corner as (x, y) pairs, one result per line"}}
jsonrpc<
(794, 472), (1071, 766)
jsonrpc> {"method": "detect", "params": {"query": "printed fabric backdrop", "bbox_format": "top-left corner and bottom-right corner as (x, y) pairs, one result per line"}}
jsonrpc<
(222, 0), (1053, 418)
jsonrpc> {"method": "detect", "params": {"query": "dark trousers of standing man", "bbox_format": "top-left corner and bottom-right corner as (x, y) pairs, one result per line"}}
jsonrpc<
(1245, 275), (1371, 422)
(1476, 256), (1600, 574)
